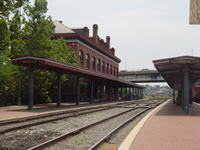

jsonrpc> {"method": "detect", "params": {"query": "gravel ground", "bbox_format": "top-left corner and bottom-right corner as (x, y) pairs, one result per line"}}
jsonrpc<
(45, 109), (144, 150)
(0, 107), (134, 150)
(99, 109), (152, 149)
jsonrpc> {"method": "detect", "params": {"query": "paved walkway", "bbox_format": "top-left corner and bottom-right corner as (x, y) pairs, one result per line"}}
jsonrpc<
(125, 100), (200, 150)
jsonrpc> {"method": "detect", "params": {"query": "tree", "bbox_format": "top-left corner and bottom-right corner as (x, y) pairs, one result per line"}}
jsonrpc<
(0, 0), (78, 106)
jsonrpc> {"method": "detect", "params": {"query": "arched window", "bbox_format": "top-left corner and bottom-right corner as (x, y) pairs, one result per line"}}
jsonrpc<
(97, 59), (101, 72)
(86, 53), (90, 68)
(110, 65), (112, 75)
(92, 56), (96, 70)
(106, 63), (109, 74)
(102, 61), (105, 73)
(79, 50), (84, 67)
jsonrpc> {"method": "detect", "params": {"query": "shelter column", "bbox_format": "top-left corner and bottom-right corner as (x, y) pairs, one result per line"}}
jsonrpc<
(76, 76), (80, 105)
(100, 81), (104, 102)
(57, 73), (62, 107)
(28, 67), (34, 110)
(125, 87), (127, 100)
(129, 87), (131, 100)
(115, 86), (119, 100)
(183, 65), (189, 114)
(121, 87), (123, 100)
(90, 78), (94, 104)
(109, 83), (112, 101)
(173, 89), (175, 104)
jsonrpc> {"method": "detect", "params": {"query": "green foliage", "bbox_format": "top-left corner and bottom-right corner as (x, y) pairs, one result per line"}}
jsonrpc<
(0, 0), (78, 106)
(0, 51), (18, 105)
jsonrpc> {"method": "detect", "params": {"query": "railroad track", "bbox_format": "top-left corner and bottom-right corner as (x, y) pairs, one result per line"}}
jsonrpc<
(0, 100), (158, 135)
(0, 99), (165, 150)
(28, 100), (164, 150)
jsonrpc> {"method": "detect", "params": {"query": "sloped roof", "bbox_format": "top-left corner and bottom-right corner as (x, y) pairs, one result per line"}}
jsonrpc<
(53, 20), (75, 34)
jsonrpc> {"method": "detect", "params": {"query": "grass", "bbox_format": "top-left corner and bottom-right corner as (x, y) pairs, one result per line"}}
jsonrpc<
(74, 136), (90, 144)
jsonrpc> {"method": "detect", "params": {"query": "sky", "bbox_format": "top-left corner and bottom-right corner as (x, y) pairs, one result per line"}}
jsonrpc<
(44, 0), (200, 71)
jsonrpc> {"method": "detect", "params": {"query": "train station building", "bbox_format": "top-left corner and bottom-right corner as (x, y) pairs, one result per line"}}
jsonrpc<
(11, 21), (144, 110)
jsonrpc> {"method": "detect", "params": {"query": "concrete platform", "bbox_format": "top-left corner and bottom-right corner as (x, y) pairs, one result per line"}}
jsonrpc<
(0, 101), (130, 123)
(0, 102), (92, 122)
(119, 100), (200, 150)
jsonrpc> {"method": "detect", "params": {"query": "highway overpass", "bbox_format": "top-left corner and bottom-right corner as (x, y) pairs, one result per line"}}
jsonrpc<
(119, 69), (165, 83)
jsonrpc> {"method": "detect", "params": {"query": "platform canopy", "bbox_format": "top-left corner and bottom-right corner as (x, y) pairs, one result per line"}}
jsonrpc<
(153, 56), (200, 89)
(11, 55), (143, 88)
(153, 56), (200, 114)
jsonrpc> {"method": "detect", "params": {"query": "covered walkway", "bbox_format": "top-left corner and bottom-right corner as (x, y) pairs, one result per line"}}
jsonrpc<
(11, 55), (143, 110)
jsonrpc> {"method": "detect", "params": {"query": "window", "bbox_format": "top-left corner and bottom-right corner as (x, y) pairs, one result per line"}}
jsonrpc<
(97, 59), (101, 72)
(86, 53), (90, 68)
(106, 63), (109, 74)
(113, 67), (115, 76)
(110, 65), (112, 75)
(79, 50), (84, 67)
(92, 56), (96, 70)
(102, 61), (105, 73)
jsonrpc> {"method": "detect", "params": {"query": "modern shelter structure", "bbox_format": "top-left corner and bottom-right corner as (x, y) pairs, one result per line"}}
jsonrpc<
(153, 56), (200, 114)
(11, 21), (144, 110)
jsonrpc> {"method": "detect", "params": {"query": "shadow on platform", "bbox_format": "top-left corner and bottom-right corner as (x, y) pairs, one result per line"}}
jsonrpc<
(155, 100), (200, 116)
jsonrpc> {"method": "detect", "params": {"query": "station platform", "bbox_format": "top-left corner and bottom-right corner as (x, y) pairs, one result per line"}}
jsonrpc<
(0, 102), (94, 123)
(119, 100), (200, 150)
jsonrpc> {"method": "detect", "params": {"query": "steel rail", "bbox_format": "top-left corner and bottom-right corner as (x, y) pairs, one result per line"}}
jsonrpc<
(0, 100), (158, 135)
(0, 107), (110, 135)
(27, 107), (141, 150)
(88, 108), (151, 150)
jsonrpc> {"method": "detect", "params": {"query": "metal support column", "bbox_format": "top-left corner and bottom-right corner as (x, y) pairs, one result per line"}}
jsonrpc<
(121, 87), (123, 100)
(173, 89), (175, 104)
(57, 73), (62, 107)
(125, 87), (127, 100)
(18, 66), (22, 105)
(90, 78), (94, 104)
(100, 82), (104, 102)
(129, 87), (131, 100)
(183, 66), (189, 114)
(28, 67), (34, 110)
(109, 84), (112, 101)
(76, 76), (80, 105)
(116, 86), (119, 101)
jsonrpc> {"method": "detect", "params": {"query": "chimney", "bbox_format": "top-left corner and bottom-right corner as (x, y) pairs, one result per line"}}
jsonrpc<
(93, 24), (98, 44)
(83, 27), (89, 38)
(106, 36), (110, 49)
(111, 48), (115, 55)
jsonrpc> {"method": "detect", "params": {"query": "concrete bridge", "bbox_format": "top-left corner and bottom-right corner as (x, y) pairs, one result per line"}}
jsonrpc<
(119, 69), (165, 83)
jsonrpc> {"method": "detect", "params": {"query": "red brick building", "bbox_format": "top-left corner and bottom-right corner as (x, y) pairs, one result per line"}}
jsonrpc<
(53, 20), (120, 77)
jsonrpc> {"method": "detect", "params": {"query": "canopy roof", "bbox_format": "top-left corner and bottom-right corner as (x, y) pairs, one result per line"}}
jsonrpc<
(11, 55), (143, 88)
(153, 56), (200, 89)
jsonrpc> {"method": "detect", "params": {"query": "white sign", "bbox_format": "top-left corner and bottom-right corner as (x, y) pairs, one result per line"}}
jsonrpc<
(190, 0), (200, 24)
